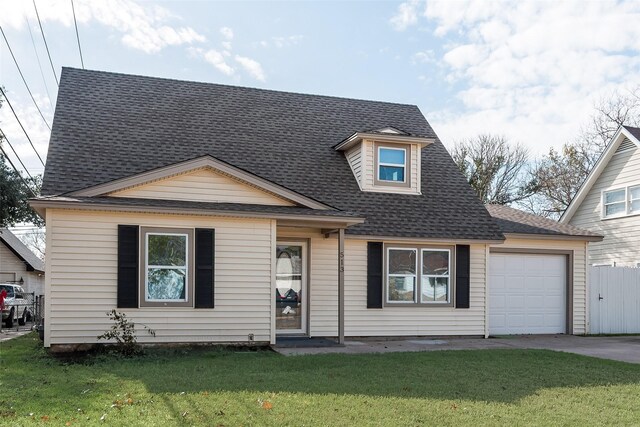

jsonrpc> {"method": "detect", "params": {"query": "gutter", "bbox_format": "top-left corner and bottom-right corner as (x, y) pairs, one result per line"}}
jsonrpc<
(29, 199), (366, 226)
(499, 232), (604, 243)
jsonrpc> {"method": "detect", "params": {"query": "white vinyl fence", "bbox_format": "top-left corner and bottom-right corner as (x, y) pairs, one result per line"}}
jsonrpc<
(589, 266), (640, 334)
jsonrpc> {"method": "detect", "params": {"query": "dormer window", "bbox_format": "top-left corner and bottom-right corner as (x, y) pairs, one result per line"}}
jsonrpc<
(335, 129), (434, 194)
(374, 142), (411, 188)
(378, 147), (406, 183)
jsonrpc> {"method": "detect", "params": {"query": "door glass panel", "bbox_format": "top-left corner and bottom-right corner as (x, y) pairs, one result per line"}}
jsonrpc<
(276, 244), (303, 331)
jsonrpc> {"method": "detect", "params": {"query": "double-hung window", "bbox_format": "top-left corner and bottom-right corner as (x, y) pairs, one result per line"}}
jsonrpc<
(421, 249), (450, 303)
(386, 246), (453, 306)
(378, 147), (407, 183)
(140, 227), (194, 307)
(630, 186), (640, 213)
(387, 248), (417, 303)
(603, 185), (640, 218)
(603, 189), (626, 217)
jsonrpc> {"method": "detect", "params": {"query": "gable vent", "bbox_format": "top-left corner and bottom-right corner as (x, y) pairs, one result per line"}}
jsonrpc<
(615, 137), (637, 154)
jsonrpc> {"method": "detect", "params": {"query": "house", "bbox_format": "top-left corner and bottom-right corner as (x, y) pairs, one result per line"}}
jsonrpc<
(32, 68), (599, 349)
(561, 126), (640, 267)
(0, 228), (45, 296)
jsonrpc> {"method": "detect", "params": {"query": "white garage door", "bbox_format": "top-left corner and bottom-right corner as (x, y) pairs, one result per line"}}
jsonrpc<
(489, 253), (566, 335)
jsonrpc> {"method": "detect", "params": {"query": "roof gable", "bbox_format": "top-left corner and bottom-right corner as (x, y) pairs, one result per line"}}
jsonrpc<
(71, 156), (329, 209)
(561, 126), (640, 223)
(110, 167), (295, 206)
(0, 229), (44, 273)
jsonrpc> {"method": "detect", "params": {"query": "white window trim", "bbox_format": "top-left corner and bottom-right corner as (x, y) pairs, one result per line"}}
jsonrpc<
(377, 146), (407, 184)
(420, 248), (451, 304)
(629, 185), (640, 214)
(385, 246), (453, 306)
(145, 231), (189, 303)
(602, 184), (640, 219)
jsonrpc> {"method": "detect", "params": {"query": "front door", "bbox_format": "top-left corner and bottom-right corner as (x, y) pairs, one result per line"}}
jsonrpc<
(275, 242), (307, 334)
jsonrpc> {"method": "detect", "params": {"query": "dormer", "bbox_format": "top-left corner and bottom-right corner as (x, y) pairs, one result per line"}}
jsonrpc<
(335, 127), (434, 194)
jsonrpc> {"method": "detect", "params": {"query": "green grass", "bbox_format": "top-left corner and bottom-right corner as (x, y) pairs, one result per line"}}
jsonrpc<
(2, 334), (640, 426)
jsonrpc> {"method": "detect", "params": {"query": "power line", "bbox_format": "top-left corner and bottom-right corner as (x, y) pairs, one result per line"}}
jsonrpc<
(0, 143), (37, 198)
(0, 128), (38, 186)
(25, 15), (54, 111)
(70, 0), (84, 69)
(0, 87), (46, 167)
(0, 26), (52, 131)
(32, 0), (58, 86)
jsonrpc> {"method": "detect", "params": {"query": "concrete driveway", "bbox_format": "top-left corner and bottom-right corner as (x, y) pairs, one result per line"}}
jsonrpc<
(274, 335), (640, 364)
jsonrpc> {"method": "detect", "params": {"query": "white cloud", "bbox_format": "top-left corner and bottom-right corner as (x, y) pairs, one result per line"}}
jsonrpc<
(257, 35), (303, 49)
(201, 49), (235, 76)
(235, 55), (266, 81)
(220, 26), (234, 40)
(390, 0), (420, 31)
(411, 50), (435, 64)
(393, 0), (640, 153)
(0, 0), (205, 54)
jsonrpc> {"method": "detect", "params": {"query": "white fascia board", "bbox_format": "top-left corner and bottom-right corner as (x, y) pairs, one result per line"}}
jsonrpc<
(561, 126), (640, 223)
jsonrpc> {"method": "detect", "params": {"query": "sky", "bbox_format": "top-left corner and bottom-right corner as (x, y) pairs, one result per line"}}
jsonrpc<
(2, 0), (640, 179)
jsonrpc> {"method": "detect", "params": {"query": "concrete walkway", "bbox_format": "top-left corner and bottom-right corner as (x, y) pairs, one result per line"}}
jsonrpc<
(273, 335), (640, 364)
(0, 327), (34, 342)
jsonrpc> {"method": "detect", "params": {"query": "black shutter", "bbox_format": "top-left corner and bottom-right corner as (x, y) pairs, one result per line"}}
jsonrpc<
(455, 245), (470, 308)
(195, 228), (215, 308)
(117, 225), (139, 308)
(367, 242), (383, 308)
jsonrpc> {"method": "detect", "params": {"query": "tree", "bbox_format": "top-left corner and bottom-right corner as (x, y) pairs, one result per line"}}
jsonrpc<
(16, 226), (46, 260)
(523, 86), (640, 219)
(523, 143), (592, 218)
(0, 95), (43, 228)
(581, 87), (640, 157)
(450, 134), (532, 204)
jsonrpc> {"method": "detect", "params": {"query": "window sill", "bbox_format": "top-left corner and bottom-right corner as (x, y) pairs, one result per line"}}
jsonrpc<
(601, 211), (640, 221)
(384, 302), (454, 308)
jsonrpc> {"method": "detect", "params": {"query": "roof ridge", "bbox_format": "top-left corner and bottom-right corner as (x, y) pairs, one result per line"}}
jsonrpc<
(60, 67), (422, 110)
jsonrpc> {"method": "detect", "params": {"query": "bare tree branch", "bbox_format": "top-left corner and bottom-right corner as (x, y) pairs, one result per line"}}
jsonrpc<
(449, 135), (531, 205)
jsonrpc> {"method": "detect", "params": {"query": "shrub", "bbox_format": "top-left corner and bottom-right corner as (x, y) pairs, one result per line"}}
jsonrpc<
(98, 310), (155, 356)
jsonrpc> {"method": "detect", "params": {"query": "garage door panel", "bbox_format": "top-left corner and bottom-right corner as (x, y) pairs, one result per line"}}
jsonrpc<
(489, 253), (566, 335)
(507, 278), (525, 291)
(504, 256), (524, 271)
(489, 294), (507, 310)
(507, 295), (525, 309)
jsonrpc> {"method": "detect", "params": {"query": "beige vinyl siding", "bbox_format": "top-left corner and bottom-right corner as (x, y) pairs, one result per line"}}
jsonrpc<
(110, 168), (294, 206)
(570, 146), (640, 267)
(0, 242), (44, 295)
(45, 209), (274, 347)
(278, 227), (487, 337)
(360, 140), (421, 194)
(492, 238), (588, 335)
(345, 145), (363, 187)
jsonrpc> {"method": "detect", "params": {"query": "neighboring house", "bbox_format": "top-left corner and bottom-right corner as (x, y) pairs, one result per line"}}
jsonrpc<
(561, 125), (640, 267)
(0, 228), (45, 296)
(32, 68), (598, 349)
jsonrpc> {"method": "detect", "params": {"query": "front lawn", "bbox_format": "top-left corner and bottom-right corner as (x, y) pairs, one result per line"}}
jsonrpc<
(2, 334), (640, 426)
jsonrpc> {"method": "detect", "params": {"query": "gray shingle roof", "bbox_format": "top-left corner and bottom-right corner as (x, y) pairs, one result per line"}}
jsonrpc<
(42, 68), (504, 241)
(623, 125), (640, 141)
(0, 229), (45, 272)
(486, 204), (603, 240)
